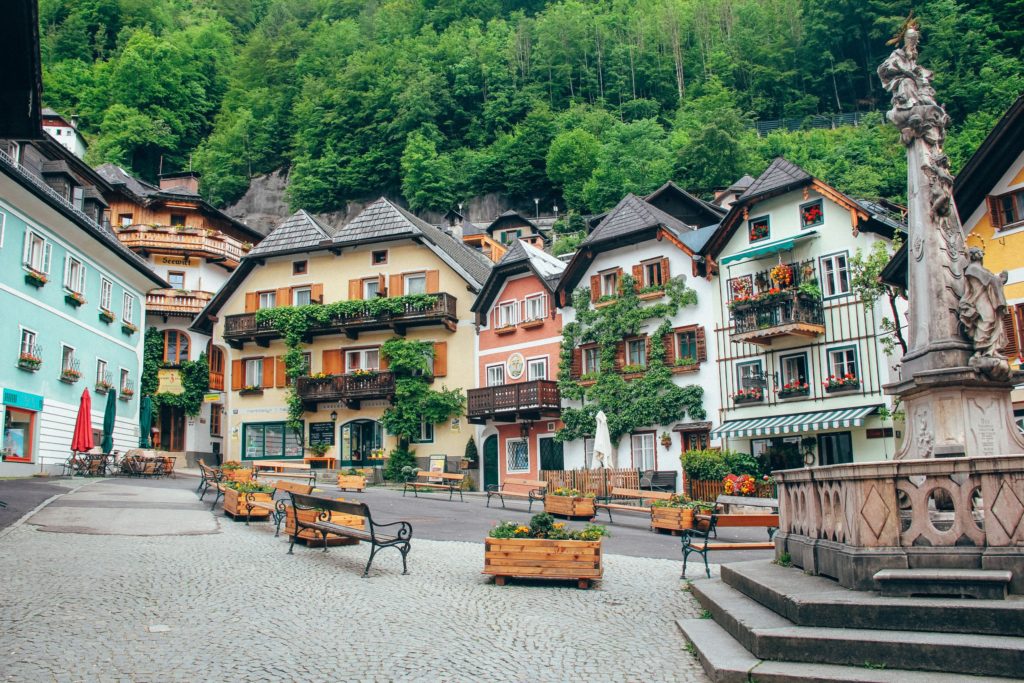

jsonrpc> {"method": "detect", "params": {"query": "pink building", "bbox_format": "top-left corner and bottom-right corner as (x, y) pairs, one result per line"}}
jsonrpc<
(468, 241), (566, 489)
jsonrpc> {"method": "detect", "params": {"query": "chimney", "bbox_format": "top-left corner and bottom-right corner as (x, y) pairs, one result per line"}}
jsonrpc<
(450, 221), (463, 240)
(159, 170), (201, 195)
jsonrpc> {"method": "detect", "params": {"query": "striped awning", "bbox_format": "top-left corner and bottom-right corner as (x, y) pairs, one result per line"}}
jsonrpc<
(710, 405), (881, 439)
(719, 230), (818, 265)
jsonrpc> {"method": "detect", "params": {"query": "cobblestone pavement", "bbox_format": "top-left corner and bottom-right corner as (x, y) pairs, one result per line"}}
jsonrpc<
(0, 481), (710, 682)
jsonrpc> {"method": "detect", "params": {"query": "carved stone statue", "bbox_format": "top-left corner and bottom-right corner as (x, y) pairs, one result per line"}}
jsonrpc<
(958, 247), (1011, 380)
(877, 26), (947, 146)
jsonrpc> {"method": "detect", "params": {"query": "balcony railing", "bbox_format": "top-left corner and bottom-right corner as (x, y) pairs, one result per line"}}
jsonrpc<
(209, 370), (225, 391)
(223, 293), (459, 347)
(731, 293), (825, 345)
(467, 380), (561, 424)
(117, 226), (249, 265)
(295, 372), (396, 408)
(146, 289), (213, 316)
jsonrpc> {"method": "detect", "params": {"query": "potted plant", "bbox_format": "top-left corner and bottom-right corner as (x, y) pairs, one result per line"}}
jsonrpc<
(60, 368), (82, 383)
(220, 461), (253, 482)
(239, 385), (263, 396)
(484, 512), (608, 589)
(777, 381), (810, 399)
(95, 379), (113, 394)
(17, 351), (42, 372)
(64, 291), (86, 307)
(660, 432), (673, 448)
(650, 495), (699, 532)
(221, 480), (274, 519)
(24, 268), (47, 288)
(732, 387), (763, 404)
(672, 356), (699, 372)
(823, 374), (860, 393)
(544, 487), (597, 519)
(98, 308), (116, 324)
(337, 467), (367, 492)
(119, 387), (134, 401)
(723, 473), (758, 496)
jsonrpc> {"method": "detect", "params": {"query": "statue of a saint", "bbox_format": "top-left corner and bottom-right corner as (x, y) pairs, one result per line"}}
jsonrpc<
(958, 247), (1011, 378)
(877, 25), (947, 145)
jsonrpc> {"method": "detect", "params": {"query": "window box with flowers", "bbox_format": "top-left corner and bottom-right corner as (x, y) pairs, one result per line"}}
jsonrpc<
(64, 291), (86, 308)
(485, 512), (608, 589)
(17, 351), (42, 372)
(95, 379), (113, 394)
(776, 382), (810, 399)
(748, 217), (770, 243)
(121, 322), (138, 336)
(24, 268), (47, 288)
(495, 323), (517, 335)
(732, 388), (764, 405)
(544, 487), (597, 519)
(672, 357), (700, 373)
(60, 368), (82, 384)
(239, 385), (264, 396)
(119, 387), (135, 401)
(800, 200), (824, 229)
(519, 318), (544, 329)
(98, 308), (116, 324)
(824, 375), (860, 393)
(637, 284), (667, 301)
(620, 363), (646, 378)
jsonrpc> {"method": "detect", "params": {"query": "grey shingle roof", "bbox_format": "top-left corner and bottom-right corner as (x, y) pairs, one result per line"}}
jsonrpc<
(728, 174), (755, 192)
(96, 163), (161, 199)
(247, 210), (332, 257)
(678, 224), (719, 253)
(737, 158), (811, 202)
(461, 220), (483, 236)
(645, 180), (726, 217)
(582, 193), (693, 247)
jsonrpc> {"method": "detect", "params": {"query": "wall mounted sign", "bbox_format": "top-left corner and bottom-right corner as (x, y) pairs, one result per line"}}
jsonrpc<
(506, 352), (525, 380)
(309, 422), (336, 446)
(203, 392), (222, 403)
(157, 255), (194, 267)
(157, 369), (184, 395)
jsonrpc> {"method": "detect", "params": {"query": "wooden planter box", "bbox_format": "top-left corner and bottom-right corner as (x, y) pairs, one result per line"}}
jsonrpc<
(223, 468), (253, 482)
(544, 495), (596, 520)
(484, 537), (603, 589)
(283, 504), (364, 547)
(222, 488), (272, 519)
(336, 474), (366, 492)
(651, 507), (694, 533)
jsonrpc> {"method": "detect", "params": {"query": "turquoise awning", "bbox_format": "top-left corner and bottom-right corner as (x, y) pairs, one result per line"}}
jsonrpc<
(710, 404), (880, 439)
(720, 230), (818, 265)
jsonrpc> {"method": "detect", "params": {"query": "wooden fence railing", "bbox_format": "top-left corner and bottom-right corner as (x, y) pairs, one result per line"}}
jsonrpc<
(539, 468), (640, 498)
(687, 479), (776, 502)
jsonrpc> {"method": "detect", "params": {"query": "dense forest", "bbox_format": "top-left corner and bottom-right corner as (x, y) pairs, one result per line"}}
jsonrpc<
(38, 0), (1024, 217)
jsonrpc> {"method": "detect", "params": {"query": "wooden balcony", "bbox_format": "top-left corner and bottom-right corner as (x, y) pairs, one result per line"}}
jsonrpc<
(223, 293), (459, 348)
(295, 372), (396, 409)
(146, 289), (213, 317)
(117, 226), (250, 266)
(731, 294), (825, 346)
(467, 380), (561, 424)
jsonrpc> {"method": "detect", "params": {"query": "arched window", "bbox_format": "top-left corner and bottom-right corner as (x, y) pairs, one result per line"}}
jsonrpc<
(163, 330), (190, 365)
(208, 344), (225, 390)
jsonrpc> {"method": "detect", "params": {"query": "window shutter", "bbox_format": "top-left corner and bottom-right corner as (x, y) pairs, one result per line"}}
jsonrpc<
(379, 349), (389, 371)
(378, 273), (387, 295)
(322, 349), (342, 375)
(348, 279), (361, 300)
(389, 274), (403, 297)
(1000, 308), (1018, 358)
(43, 242), (52, 273)
(276, 357), (287, 388)
(661, 257), (671, 282)
(425, 270), (440, 294)
(590, 274), (600, 303)
(276, 287), (290, 307)
(632, 264), (643, 291)
(571, 348), (582, 378)
(63, 255), (71, 289)
(244, 292), (258, 313)
(262, 357), (275, 388)
(696, 326), (707, 362)
(615, 267), (624, 294)
(22, 232), (31, 265)
(231, 360), (243, 391)
(987, 195), (1004, 230)
(433, 342), (447, 377)
(78, 262), (86, 292)
(614, 341), (625, 371)
(310, 283), (323, 304)
(663, 331), (676, 365)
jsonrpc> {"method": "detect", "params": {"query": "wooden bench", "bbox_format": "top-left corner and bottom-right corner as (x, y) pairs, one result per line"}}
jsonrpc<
(243, 480), (314, 533)
(253, 461), (316, 486)
(715, 494), (779, 513)
(639, 469), (678, 492)
(681, 513), (777, 577)
(595, 487), (674, 523)
(287, 492), (412, 577)
(485, 477), (547, 511)
(403, 471), (465, 502)
(197, 461), (228, 510)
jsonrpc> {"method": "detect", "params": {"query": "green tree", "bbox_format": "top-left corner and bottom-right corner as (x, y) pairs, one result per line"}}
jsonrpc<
(401, 127), (456, 212)
(546, 128), (600, 211)
(581, 119), (674, 211)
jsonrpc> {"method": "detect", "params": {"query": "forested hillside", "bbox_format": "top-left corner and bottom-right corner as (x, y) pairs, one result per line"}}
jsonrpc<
(39, 0), (1024, 215)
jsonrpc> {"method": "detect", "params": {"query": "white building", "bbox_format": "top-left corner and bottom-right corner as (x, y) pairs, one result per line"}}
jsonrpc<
(42, 108), (87, 160)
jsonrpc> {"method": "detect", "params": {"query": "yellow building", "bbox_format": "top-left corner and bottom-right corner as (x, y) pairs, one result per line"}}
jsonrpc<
(192, 199), (491, 469)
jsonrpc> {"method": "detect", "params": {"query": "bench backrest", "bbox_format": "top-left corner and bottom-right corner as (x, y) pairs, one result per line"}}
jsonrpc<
(611, 487), (674, 501)
(256, 461), (311, 471)
(198, 462), (220, 480)
(504, 477), (547, 492)
(273, 480), (314, 495)
(417, 471), (464, 482)
(291, 493), (370, 520)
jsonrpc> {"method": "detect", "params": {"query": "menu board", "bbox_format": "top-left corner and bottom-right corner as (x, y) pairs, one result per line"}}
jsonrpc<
(309, 421), (336, 446)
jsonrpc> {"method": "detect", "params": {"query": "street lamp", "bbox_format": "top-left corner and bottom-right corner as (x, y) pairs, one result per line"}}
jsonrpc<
(533, 198), (539, 218)
(330, 410), (338, 422)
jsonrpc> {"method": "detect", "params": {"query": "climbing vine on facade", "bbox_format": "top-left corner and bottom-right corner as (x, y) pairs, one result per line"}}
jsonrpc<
(379, 338), (465, 448)
(142, 327), (210, 417)
(556, 275), (705, 445)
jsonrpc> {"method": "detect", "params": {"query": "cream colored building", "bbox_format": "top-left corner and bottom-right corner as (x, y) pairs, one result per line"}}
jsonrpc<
(192, 199), (491, 468)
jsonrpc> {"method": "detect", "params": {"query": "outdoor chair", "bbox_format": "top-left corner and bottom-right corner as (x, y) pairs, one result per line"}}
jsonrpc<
(680, 513), (718, 579)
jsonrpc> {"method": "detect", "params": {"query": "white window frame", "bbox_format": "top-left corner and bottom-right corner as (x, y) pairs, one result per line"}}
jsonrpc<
(292, 286), (312, 306)
(631, 432), (656, 470)
(780, 352), (809, 385)
(60, 344), (75, 373)
(404, 272), (427, 295)
(258, 291), (276, 309)
(0, 211), (6, 247)
(167, 271), (186, 289)
(486, 363), (505, 387)
(345, 348), (380, 373)
(119, 368), (130, 392)
(505, 437), (529, 472)
(600, 270), (618, 297)
(122, 292), (136, 324)
(412, 420), (434, 444)
(583, 438), (595, 469)
(23, 230), (52, 273)
(363, 278), (380, 299)
(526, 357), (548, 381)
(244, 358), (263, 388)
(99, 278), (112, 310)
(119, 214), (133, 227)
(828, 346), (859, 379)
(626, 338), (647, 368)
(582, 346), (600, 375)
(820, 252), (851, 298)
(642, 259), (664, 287)
(496, 300), (518, 328)
(737, 360), (763, 389)
(71, 186), (84, 210)
(522, 294), (546, 322)
(63, 255), (86, 293)
(96, 358), (108, 385)
(19, 328), (37, 356)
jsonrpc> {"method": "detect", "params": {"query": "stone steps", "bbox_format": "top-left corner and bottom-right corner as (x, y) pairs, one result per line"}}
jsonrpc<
(678, 618), (1019, 683)
(721, 560), (1024, 636)
(689, 577), (1024, 679)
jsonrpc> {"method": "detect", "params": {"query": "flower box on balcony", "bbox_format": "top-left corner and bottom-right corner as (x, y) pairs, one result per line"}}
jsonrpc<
(239, 386), (263, 396)
(495, 324), (517, 335)
(732, 389), (764, 405)
(64, 292), (86, 308)
(824, 376), (861, 393)
(519, 318), (544, 329)
(24, 269), (47, 288)
(777, 383), (810, 399)
(17, 355), (41, 372)
(98, 309), (115, 324)
(121, 322), (138, 335)
(60, 370), (82, 384)
(119, 390), (134, 401)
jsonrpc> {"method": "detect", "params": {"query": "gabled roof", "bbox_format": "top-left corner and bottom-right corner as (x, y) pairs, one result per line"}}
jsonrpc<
(486, 209), (540, 235)
(645, 180), (726, 221)
(728, 175), (755, 192)
(737, 158), (811, 203)
(248, 210), (332, 257)
(954, 93), (1024, 222)
(461, 220), (483, 237)
(470, 239), (566, 314)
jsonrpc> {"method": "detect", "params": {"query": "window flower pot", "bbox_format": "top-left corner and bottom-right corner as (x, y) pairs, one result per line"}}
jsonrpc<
(544, 494), (596, 520)
(121, 322), (137, 335)
(484, 537), (602, 589)
(64, 292), (86, 307)
(777, 386), (810, 399)
(732, 392), (764, 405)
(59, 371), (81, 383)
(824, 377), (861, 393)
(519, 318), (544, 329)
(495, 324), (517, 335)
(24, 269), (47, 288)
(98, 309), (115, 324)
(119, 391), (134, 401)
(17, 356), (41, 372)
(95, 382), (113, 394)
(239, 387), (263, 396)
(671, 360), (700, 374)
(637, 289), (666, 301)
(651, 506), (694, 533)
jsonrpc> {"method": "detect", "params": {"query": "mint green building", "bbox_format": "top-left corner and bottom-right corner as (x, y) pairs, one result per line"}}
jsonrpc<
(0, 137), (165, 474)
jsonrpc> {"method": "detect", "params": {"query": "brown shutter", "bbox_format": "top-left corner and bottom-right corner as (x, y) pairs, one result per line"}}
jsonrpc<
(378, 273), (387, 296)
(590, 275), (600, 303)
(231, 359), (243, 390)
(614, 341), (625, 371)
(615, 267), (624, 294)
(425, 270), (440, 294)
(663, 331), (676, 365)
(276, 357), (287, 388)
(311, 283), (323, 304)
(696, 326), (707, 362)
(1015, 307), (1024, 362)
(322, 349), (342, 375)
(632, 264), (643, 291)
(571, 347), (583, 378)
(1000, 307), (1018, 358)
(244, 292), (258, 313)
(433, 342), (447, 377)
(348, 279), (361, 300)
(262, 356), (275, 388)
(389, 274), (403, 297)
(276, 287), (291, 307)
(661, 257), (671, 282)
(379, 348), (389, 371)
(987, 195), (1004, 230)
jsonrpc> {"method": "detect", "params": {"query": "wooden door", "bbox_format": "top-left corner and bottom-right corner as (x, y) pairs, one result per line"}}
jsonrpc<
(483, 435), (499, 489)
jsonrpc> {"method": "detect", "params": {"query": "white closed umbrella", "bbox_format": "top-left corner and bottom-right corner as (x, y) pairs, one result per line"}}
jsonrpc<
(593, 410), (614, 469)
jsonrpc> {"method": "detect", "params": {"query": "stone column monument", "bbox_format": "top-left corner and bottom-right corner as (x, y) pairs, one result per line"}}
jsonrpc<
(879, 23), (1024, 458)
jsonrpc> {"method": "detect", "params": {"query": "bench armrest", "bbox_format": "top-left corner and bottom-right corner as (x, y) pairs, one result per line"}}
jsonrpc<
(485, 484), (501, 493)
(528, 488), (546, 501)
(371, 519), (413, 541)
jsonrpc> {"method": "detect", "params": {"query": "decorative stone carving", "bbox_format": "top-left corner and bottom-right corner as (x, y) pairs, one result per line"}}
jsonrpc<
(958, 247), (1012, 380)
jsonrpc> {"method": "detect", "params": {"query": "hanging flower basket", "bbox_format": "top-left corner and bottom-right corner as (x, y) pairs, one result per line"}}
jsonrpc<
(769, 264), (793, 288)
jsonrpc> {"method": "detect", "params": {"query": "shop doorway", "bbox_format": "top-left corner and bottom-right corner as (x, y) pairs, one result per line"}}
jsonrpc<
(3, 406), (36, 462)
(158, 404), (186, 452)
(483, 435), (499, 488)
(339, 419), (382, 467)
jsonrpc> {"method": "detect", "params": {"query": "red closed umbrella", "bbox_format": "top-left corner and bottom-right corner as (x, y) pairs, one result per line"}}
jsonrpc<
(71, 388), (94, 453)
